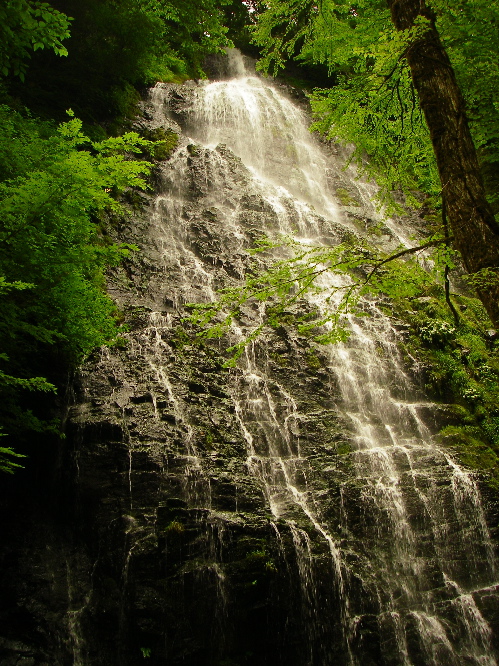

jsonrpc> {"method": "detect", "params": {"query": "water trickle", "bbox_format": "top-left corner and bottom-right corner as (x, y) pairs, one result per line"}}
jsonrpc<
(145, 49), (499, 664)
(325, 305), (498, 664)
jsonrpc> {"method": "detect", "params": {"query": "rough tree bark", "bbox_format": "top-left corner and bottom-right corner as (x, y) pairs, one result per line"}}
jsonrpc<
(386, 0), (499, 326)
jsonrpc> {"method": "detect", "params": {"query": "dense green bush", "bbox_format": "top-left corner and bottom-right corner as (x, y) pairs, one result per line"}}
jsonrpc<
(0, 106), (155, 471)
(7, 0), (230, 127)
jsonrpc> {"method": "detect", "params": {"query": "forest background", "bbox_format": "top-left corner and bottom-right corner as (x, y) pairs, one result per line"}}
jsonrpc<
(1, 0), (499, 482)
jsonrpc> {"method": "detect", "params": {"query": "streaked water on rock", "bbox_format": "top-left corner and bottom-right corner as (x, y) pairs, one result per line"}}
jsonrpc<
(140, 50), (499, 664)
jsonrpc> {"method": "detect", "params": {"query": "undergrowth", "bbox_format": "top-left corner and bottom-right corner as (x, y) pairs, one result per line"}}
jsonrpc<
(390, 286), (499, 488)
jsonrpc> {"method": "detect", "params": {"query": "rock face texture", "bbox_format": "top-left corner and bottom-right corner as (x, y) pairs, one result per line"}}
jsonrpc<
(1, 51), (499, 666)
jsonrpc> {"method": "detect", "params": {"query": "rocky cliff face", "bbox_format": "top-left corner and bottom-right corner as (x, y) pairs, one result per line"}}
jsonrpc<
(1, 53), (499, 666)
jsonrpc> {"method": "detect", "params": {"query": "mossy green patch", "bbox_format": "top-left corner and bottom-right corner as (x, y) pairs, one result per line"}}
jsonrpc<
(306, 350), (321, 369)
(204, 428), (214, 448)
(439, 426), (499, 486)
(335, 187), (360, 207)
(187, 143), (200, 156)
(336, 442), (352, 455)
(165, 520), (184, 534)
(391, 285), (499, 488)
(141, 127), (179, 160)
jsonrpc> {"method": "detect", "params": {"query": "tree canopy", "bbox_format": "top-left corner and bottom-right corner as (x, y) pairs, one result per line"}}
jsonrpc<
(254, 0), (499, 208)
(5, 0), (231, 127)
(0, 0), (71, 80)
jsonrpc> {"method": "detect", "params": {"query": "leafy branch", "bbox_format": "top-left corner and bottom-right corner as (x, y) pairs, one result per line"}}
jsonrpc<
(187, 233), (450, 364)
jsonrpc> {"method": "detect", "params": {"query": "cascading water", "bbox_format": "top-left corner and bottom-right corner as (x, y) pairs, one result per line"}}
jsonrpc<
(131, 50), (499, 664)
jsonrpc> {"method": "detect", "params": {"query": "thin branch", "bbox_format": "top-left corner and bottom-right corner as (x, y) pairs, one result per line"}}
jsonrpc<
(363, 236), (450, 284)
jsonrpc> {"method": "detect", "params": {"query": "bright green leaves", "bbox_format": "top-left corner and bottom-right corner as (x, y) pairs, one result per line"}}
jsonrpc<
(107, 0), (231, 84)
(253, 0), (318, 75)
(254, 0), (440, 209)
(0, 106), (154, 466)
(188, 233), (445, 364)
(0, 107), (152, 361)
(0, 0), (233, 472)
(0, 1), (71, 80)
(0, 434), (26, 474)
(254, 0), (499, 214)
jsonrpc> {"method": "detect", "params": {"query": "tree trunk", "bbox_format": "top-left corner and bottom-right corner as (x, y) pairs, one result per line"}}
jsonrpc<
(386, 0), (499, 326)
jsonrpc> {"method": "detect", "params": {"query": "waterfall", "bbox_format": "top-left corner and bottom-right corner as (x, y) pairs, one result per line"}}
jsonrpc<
(113, 50), (499, 664)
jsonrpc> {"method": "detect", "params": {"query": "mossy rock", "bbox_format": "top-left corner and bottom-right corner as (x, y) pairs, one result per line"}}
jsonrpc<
(439, 425), (499, 480)
(335, 187), (360, 207)
(335, 442), (352, 456)
(187, 143), (201, 156)
(154, 129), (179, 160)
(141, 126), (179, 160)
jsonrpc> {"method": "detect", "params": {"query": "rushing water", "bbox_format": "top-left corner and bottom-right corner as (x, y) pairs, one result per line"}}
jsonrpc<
(146, 50), (499, 664)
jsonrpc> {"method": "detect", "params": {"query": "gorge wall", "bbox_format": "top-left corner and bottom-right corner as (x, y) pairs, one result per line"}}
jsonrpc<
(1, 50), (499, 666)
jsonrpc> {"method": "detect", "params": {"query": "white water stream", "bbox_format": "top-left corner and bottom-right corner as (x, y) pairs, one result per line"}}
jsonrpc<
(146, 50), (498, 664)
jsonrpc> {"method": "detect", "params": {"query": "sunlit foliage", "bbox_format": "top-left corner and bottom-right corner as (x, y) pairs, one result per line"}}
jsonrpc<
(0, 107), (154, 470)
(253, 0), (499, 214)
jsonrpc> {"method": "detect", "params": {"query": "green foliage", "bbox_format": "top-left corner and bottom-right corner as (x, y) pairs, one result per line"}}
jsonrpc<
(389, 286), (499, 485)
(187, 233), (441, 364)
(306, 349), (321, 369)
(336, 442), (352, 455)
(0, 111), (150, 358)
(0, 105), (152, 467)
(253, 0), (499, 213)
(0, 0), (71, 80)
(0, 428), (26, 473)
(9, 0), (231, 126)
(463, 267), (499, 292)
(253, 0), (434, 209)
(244, 546), (277, 574)
(418, 319), (456, 344)
(439, 424), (499, 486)
(204, 428), (214, 447)
(335, 187), (360, 207)
(222, 0), (262, 57)
(188, 224), (499, 481)
(0, 0), (232, 476)
(140, 0), (231, 77)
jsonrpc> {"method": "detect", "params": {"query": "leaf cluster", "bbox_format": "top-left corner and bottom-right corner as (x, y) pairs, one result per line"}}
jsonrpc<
(0, 1), (233, 476)
(5, 0), (232, 127)
(0, 105), (152, 470)
(187, 233), (442, 364)
(0, 0), (71, 80)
